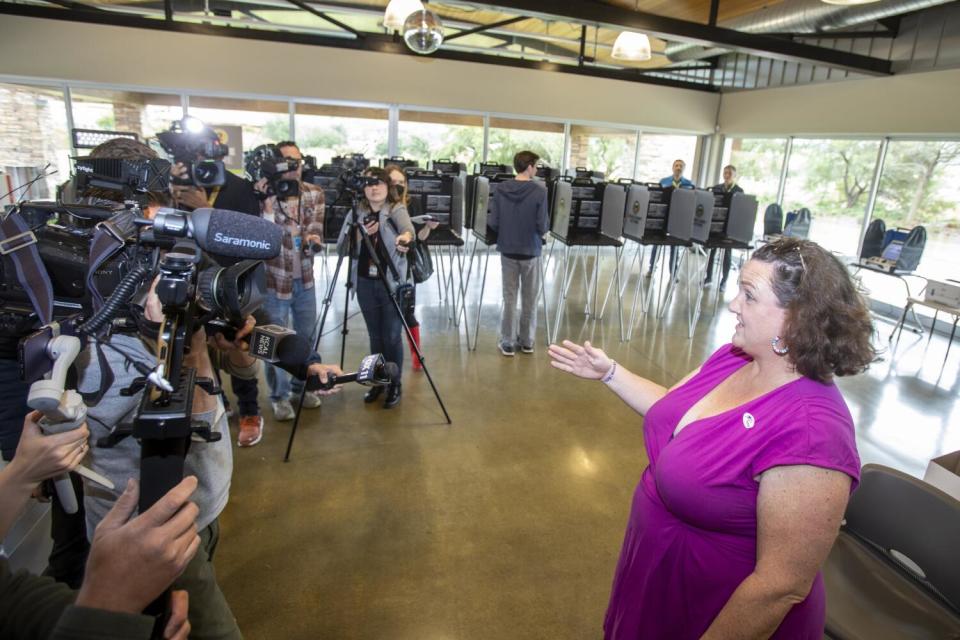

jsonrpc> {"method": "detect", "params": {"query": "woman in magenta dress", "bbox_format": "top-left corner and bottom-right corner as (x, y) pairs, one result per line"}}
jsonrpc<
(549, 238), (876, 639)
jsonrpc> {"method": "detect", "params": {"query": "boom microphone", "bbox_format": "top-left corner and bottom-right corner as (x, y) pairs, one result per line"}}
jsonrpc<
(150, 207), (282, 259)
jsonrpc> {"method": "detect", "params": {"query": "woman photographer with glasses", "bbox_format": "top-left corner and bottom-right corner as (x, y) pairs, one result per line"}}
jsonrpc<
(336, 167), (415, 408)
(384, 164), (439, 371)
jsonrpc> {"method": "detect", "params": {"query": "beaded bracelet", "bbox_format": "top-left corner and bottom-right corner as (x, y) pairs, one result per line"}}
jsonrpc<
(601, 360), (617, 384)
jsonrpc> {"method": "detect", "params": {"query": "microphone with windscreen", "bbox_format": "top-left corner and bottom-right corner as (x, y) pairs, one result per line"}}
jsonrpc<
(246, 324), (397, 389)
(149, 207), (282, 259)
(307, 354), (398, 391)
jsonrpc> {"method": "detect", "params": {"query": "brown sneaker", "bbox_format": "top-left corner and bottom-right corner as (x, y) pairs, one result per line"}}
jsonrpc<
(238, 415), (264, 447)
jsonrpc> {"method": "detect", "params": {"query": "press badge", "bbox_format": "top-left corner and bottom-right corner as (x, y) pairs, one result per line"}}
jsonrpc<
(293, 236), (302, 252)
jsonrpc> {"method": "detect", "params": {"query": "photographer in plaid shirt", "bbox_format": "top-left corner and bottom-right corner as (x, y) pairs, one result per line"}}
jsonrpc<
(254, 141), (326, 428)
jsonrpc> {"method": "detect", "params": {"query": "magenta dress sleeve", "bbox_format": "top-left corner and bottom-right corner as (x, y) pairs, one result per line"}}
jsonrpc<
(749, 389), (861, 491)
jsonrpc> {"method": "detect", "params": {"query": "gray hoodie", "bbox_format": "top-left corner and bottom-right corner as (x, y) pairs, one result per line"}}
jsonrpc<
(489, 180), (549, 258)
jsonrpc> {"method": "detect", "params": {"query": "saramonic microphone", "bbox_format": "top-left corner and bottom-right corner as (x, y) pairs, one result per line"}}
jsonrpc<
(151, 207), (282, 259)
(306, 355), (398, 391)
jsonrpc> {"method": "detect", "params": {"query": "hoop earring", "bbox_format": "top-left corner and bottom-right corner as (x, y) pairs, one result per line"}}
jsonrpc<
(771, 336), (789, 355)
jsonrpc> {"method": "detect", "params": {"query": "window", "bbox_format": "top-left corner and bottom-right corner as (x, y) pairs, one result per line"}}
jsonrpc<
(868, 140), (960, 308)
(186, 96), (290, 173)
(69, 88), (183, 144)
(720, 137), (786, 210)
(635, 133), (699, 184)
(397, 110), (484, 169)
(781, 138), (881, 257)
(294, 104), (388, 166)
(487, 117), (565, 171)
(0, 82), (71, 202)
(568, 125), (638, 180)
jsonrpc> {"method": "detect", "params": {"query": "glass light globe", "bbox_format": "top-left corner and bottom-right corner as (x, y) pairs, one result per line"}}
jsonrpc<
(403, 9), (444, 55)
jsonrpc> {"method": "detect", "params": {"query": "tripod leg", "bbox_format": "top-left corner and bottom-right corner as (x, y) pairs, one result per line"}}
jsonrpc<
(628, 244), (645, 341)
(472, 247), (490, 352)
(454, 246), (471, 348)
(285, 250), (348, 463)
(538, 255), (552, 346)
(593, 246), (600, 319)
(615, 246), (624, 342)
(553, 244), (573, 341)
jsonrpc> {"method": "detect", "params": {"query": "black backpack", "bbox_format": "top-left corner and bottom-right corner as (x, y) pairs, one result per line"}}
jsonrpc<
(897, 226), (926, 272)
(386, 217), (434, 284)
(763, 203), (783, 236)
(408, 238), (434, 284)
(860, 218), (886, 259)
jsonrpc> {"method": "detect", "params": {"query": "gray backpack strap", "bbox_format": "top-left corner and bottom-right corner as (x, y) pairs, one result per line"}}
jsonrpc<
(0, 210), (53, 324)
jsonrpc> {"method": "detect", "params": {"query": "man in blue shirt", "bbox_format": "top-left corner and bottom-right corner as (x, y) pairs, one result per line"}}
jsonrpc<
(647, 159), (695, 276)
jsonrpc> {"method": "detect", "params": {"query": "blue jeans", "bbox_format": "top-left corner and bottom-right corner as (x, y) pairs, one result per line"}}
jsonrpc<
(263, 280), (318, 402)
(356, 277), (404, 376)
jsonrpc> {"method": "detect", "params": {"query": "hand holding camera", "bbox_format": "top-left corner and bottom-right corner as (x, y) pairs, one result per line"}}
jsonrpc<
(8, 410), (89, 491)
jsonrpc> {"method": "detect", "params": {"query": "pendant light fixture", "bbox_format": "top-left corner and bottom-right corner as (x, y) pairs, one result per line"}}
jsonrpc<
(611, 0), (651, 62)
(611, 31), (652, 61)
(384, 0), (424, 31)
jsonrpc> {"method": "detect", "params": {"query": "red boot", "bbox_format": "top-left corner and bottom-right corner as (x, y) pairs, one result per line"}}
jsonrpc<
(408, 325), (422, 371)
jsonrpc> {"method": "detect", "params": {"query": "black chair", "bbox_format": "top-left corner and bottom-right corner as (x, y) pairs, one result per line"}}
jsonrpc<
(823, 464), (960, 639)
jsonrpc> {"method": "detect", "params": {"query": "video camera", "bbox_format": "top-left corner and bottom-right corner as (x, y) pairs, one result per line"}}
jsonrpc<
(332, 153), (377, 194)
(244, 143), (300, 199)
(156, 118), (229, 188)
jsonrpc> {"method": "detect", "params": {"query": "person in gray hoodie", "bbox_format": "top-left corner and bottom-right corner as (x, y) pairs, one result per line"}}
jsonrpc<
(489, 150), (549, 355)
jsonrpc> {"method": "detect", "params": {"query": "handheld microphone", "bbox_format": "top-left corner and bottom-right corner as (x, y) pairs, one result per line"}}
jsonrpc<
(150, 207), (282, 259)
(246, 325), (398, 389)
(306, 354), (399, 391)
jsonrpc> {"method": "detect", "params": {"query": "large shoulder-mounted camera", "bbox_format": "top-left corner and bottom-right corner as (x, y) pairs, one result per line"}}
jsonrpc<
(157, 118), (229, 188)
(244, 144), (300, 199)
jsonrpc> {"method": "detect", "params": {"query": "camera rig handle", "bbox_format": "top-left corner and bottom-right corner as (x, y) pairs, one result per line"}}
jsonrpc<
(27, 335), (114, 513)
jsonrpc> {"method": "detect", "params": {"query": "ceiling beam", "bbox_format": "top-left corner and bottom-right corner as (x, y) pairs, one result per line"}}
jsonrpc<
(444, 15), (529, 42)
(0, 3), (717, 92)
(470, 0), (892, 75)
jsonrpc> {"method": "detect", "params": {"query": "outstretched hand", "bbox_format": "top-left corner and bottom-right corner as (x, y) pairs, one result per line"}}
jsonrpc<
(548, 340), (613, 380)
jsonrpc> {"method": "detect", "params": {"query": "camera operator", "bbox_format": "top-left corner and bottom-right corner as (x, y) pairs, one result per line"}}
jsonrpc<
(0, 135), (179, 590)
(335, 167), (415, 409)
(0, 412), (196, 640)
(168, 140), (267, 449)
(64, 136), (242, 639)
(255, 141), (326, 423)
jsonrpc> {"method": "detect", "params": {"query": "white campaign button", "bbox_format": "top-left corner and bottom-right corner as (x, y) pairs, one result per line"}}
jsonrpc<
(742, 413), (756, 429)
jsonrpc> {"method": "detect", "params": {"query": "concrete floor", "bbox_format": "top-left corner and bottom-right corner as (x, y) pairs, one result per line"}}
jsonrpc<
(216, 243), (960, 640)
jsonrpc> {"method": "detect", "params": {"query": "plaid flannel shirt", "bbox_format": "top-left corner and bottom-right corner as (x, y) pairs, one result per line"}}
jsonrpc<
(261, 182), (325, 299)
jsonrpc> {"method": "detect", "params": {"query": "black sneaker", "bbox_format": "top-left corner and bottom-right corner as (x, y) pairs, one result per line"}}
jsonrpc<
(499, 343), (516, 357)
(520, 344), (534, 354)
(383, 384), (402, 409)
(364, 386), (385, 403)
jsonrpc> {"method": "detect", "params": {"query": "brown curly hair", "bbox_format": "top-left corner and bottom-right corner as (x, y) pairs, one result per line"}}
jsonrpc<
(751, 238), (877, 383)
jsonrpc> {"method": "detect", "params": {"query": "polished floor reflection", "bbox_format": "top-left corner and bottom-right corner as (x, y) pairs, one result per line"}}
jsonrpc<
(217, 244), (959, 639)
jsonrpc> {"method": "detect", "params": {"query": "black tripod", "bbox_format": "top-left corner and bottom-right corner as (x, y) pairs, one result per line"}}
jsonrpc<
(283, 195), (451, 462)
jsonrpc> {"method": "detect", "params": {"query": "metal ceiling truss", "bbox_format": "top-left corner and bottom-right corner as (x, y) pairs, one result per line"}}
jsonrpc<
(0, 0), (895, 88)
(0, 2), (718, 91)
(465, 0), (892, 76)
